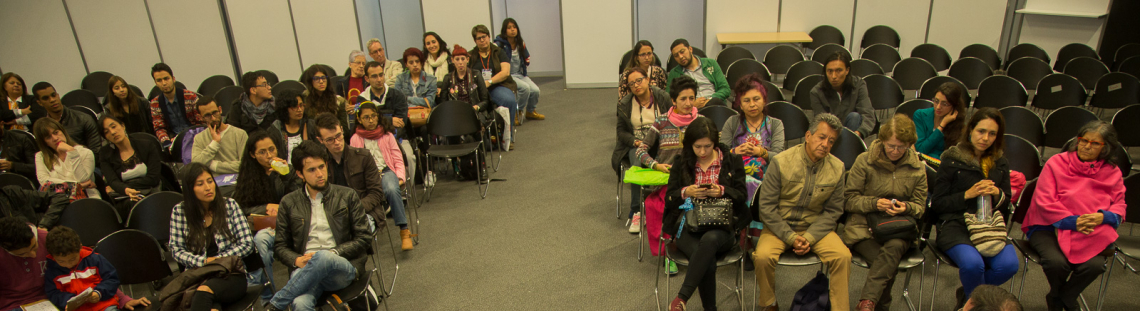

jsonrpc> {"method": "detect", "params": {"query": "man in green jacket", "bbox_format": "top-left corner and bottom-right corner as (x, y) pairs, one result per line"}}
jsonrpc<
(666, 39), (730, 109)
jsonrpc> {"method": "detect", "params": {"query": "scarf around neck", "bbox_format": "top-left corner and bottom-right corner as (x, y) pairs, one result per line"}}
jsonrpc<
(355, 125), (388, 140)
(241, 94), (274, 124)
(425, 52), (450, 76)
(668, 108), (697, 127)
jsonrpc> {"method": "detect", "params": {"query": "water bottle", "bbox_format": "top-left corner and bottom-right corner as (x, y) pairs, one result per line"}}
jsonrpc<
(271, 159), (290, 175)
(977, 194), (992, 221)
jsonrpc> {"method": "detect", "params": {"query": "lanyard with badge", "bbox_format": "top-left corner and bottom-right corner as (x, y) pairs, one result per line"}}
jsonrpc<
(478, 53), (494, 83)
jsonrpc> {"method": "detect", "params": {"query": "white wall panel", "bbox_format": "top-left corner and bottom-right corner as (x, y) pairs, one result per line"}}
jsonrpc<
(225, 0), (302, 80)
(66, 0), (162, 94)
(356, 0), (384, 55)
(928, 0), (1007, 62)
(562, 0), (631, 87)
(0, 1), (88, 91)
(422, 0), (490, 59)
(501, 0), (564, 75)
(637, 0), (704, 65)
(148, 0), (234, 93)
(378, 0), (424, 60)
(291, 0), (360, 74)
(704, 0), (779, 59)
(852, 0), (931, 57)
(781, 0), (855, 51)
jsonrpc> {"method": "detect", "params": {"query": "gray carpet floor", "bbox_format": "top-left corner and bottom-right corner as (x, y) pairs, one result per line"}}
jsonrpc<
(252, 77), (1139, 310)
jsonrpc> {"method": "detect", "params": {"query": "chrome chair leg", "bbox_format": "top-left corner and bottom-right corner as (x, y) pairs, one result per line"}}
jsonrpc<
(616, 166), (625, 219)
(1017, 257), (1028, 299)
(1095, 251), (1114, 311)
(930, 259), (940, 311)
(901, 267), (918, 311)
(654, 239), (665, 311)
(382, 224), (400, 296)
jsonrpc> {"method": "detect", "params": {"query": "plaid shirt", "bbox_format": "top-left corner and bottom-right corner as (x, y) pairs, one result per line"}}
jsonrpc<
(684, 150), (725, 198)
(168, 197), (253, 268)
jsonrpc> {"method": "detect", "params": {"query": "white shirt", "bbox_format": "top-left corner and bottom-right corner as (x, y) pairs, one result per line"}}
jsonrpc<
(360, 138), (389, 173)
(304, 189), (337, 252)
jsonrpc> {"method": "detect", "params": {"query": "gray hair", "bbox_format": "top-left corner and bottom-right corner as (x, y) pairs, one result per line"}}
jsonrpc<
(366, 38), (382, 49)
(348, 50), (366, 62)
(808, 113), (842, 134)
(1065, 120), (1119, 163)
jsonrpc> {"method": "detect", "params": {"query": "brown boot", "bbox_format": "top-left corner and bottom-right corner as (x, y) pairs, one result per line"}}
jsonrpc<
(399, 229), (414, 250)
(525, 111), (545, 120)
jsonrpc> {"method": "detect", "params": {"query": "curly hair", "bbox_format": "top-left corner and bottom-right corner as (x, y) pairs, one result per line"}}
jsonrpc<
(45, 226), (81, 256)
(669, 75), (698, 100)
(232, 130), (280, 211)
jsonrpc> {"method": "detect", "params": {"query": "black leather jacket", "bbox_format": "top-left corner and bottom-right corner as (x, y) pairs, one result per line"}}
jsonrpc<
(273, 184), (371, 279)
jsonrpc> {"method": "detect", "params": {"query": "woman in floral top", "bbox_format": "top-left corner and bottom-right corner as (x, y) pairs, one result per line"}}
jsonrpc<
(618, 40), (667, 100)
(719, 73), (784, 199)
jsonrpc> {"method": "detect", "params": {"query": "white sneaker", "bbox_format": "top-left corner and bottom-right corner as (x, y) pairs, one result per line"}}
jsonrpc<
(629, 213), (642, 233)
(425, 172), (436, 187)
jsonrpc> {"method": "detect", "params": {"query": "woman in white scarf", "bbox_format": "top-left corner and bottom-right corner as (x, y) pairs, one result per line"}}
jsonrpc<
(423, 32), (450, 81)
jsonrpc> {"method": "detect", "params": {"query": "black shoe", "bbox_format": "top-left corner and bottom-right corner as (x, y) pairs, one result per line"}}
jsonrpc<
(954, 287), (966, 310)
(743, 255), (754, 271)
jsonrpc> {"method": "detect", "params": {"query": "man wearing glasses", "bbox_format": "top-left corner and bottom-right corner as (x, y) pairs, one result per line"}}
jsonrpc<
(227, 71), (288, 159)
(367, 38), (403, 88)
(191, 96), (247, 174)
(311, 113), (386, 233)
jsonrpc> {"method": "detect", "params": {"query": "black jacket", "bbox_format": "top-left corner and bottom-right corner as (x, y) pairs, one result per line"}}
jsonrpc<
(98, 133), (163, 195)
(234, 166), (301, 216)
(330, 146), (385, 222)
(2, 129), (39, 184)
(103, 98), (155, 136)
(437, 70), (490, 112)
(663, 144), (751, 235)
(0, 185), (71, 228)
(612, 86), (673, 175)
(0, 95), (45, 126)
(274, 184), (370, 279)
(58, 108), (105, 153)
(931, 146), (1012, 252)
(225, 98), (289, 160)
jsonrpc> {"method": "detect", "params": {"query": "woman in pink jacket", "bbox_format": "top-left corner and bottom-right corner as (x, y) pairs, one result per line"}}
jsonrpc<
(1022, 120), (1126, 311)
(349, 101), (414, 250)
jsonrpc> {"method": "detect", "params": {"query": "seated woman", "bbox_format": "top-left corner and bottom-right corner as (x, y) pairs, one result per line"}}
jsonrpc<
(638, 75), (701, 273)
(614, 67), (673, 233)
(168, 162), (253, 311)
(2, 72), (39, 131)
(1022, 121), (1125, 311)
(349, 102), (413, 250)
(423, 32), (451, 81)
(470, 24), (519, 129)
(618, 40), (667, 100)
(440, 44), (510, 153)
(33, 118), (98, 200)
(842, 114), (927, 311)
(719, 73), (785, 199)
(662, 116), (749, 311)
(97, 115), (163, 215)
(494, 18), (543, 121)
(301, 64), (349, 135)
(395, 47), (438, 109)
(232, 130), (300, 303)
(914, 82), (966, 159)
(103, 76), (154, 135)
(930, 107), (1017, 309)
(272, 89), (316, 163)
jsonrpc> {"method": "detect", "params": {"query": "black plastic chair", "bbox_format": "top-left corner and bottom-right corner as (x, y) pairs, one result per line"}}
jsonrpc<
(68, 106), (98, 124)
(129, 85), (144, 98)
(256, 70), (279, 86)
(959, 44), (1002, 70)
(831, 128), (866, 170)
(330, 76), (348, 96)
(861, 25), (900, 49)
(81, 71), (114, 98)
(59, 199), (123, 246)
(783, 61), (824, 91)
(762, 80), (784, 102)
(717, 47), (756, 72)
(655, 233), (746, 310)
(424, 101), (490, 199)
(1005, 43), (1050, 69)
(974, 75), (1028, 109)
(148, 81), (186, 100)
(94, 230), (172, 286)
(125, 191), (183, 247)
(666, 47), (706, 72)
(862, 43), (902, 73)
(1000, 106), (1045, 146)
(949, 57), (994, 90)
(792, 75), (824, 111)
(197, 75), (235, 97)
(1090, 72), (1140, 110)
(806, 25), (845, 50)
(911, 43), (952, 71)
(1044, 106), (1099, 148)
(1054, 43), (1099, 72)
(223, 248), (272, 311)
(160, 162), (181, 193)
(212, 85), (244, 115)
(725, 59), (771, 86)
(1112, 105), (1140, 147)
(1063, 56), (1110, 90)
(896, 99), (934, 119)
(1031, 74), (1087, 110)
(1116, 43), (1140, 67)
(272, 80), (307, 99)
(62, 89), (103, 114)
(811, 43), (851, 65)
(849, 59), (883, 77)
(919, 76), (970, 103)
(763, 45), (806, 76)
(892, 58), (937, 91)
(698, 105), (738, 130)
(1120, 56), (1140, 81)
(1007, 57), (1054, 91)
(768, 101), (809, 147)
(0, 173), (36, 191)
(1003, 134), (1042, 180)
(864, 74), (904, 116)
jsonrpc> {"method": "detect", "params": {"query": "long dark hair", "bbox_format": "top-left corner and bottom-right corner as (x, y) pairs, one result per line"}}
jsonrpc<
(674, 117), (721, 182)
(958, 107), (1005, 160)
(423, 32), (450, 59)
(233, 131), (279, 210)
(105, 76), (140, 118)
(935, 82), (967, 147)
(500, 18), (524, 49)
(275, 88), (307, 126)
(179, 162), (234, 254)
(301, 64), (339, 117)
(625, 40), (657, 71)
(356, 101), (394, 134)
(821, 51), (853, 95)
(730, 73), (771, 143)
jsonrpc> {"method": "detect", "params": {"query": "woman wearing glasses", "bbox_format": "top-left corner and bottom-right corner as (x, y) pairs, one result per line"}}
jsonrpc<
(913, 82), (966, 159)
(619, 40), (667, 100)
(1021, 121), (1125, 311)
(273, 89), (317, 163)
(614, 66), (673, 233)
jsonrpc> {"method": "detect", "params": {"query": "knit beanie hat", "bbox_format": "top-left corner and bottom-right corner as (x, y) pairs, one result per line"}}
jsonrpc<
(452, 44), (468, 57)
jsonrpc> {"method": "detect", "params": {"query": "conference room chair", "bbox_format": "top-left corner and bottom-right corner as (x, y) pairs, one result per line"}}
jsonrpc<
(423, 101), (492, 199)
(273, 80), (308, 99)
(849, 59), (884, 78)
(1053, 43), (1099, 72)
(1114, 43), (1140, 69)
(948, 57), (994, 90)
(1088, 72), (1139, 120)
(911, 43), (953, 71)
(1043, 107), (1099, 157)
(725, 59), (772, 86)
(763, 45), (806, 79)
(891, 58), (938, 92)
(767, 101), (809, 148)
(124, 191), (183, 247)
(1030, 74), (1087, 119)
(1005, 43), (1051, 70)
(806, 25), (845, 50)
(864, 74), (904, 122)
(698, 105), (738, 131)
(93, 229), (174, 298)
(783, 60), (824, 91)
(59, 198), (123, 246)
(999, 106), (1046, 147)
(831, 127), (866, 171)
(198, 74), (236, 97)
(62, 89), (104, 115)
(850, 245), (926, 311)
(959, 44), (1002, 70)
(861, 43), (902, 73)
(129, 85), (144, 98)
(895, 99), (934, 120)
(718, 46), (757, 72)
(1111, 104), (1140, 170)
(792, 74), (824, 112)
(974, 75), (1029, 109)
(0, 173), (36, 191)
(861, 25), (901, 50)
(67, 106), (99, 127)
(1063, 56), (1111, 91)
(1003, 134), (1043, 180)
(761, 80), (785, 102)
(1006, 57), (1054, 92)
(919, 76), (971, 104)
(654, 232), (747, 311)
(213, 85), (244, 116)
(810, 43), (852, 64)
(80, 71), (114, 98)
(256, 69), (279, 86)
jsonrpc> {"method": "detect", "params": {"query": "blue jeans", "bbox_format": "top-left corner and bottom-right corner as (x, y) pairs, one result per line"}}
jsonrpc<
(944, 244), (1019, 298)
(626, 148), (641, 218)
(248, 228), (276, 301)
(489, 86), (517, 125)
(381, 168), (408, 227)
(512, 74), (540, 113)
(844, 112), (863, 133)
(269, 250), (357, 311)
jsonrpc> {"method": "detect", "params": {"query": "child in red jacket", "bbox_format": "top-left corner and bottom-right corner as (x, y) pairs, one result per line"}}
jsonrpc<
(43, 226), (120, 311)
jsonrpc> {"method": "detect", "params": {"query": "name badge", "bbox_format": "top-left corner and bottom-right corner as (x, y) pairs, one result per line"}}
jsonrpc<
(482, 69), (493, 82)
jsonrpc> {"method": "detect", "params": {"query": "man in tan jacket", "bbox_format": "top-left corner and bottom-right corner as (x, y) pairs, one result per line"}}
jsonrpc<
(753, 113), (851, 311)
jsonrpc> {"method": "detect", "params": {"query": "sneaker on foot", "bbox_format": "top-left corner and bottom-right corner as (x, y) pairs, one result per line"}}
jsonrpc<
(525, 111), (545, 120)
(669, 297), (686, 311)
(666, 259), (679, 275)
(628, 213), (642, 233)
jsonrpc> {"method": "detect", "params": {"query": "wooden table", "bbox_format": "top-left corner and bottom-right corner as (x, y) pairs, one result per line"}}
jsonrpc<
(717, 32), (813, 48)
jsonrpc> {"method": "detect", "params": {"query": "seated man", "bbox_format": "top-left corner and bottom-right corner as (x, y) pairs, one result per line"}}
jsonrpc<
(190, 96), (247, 175)
(361, 61), (416, 182)
(753, 113), (851, 311)
(666, 38), (729, 109)
(227, 71), (288, 160)
(269, 141), (369, 311)
(44, 226), (119, 311)
(0, 123), (40, 186)
(809, 52), (874, 138)
(31, 82), (104, 152)
(0, 218), (150, 311)
(149, 63), (203, 148)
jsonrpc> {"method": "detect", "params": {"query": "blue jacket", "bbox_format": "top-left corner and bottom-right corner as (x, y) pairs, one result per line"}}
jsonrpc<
(44, 247), (120, 311)
(494, 35), (529, 76)
(393, 71), (437, 108)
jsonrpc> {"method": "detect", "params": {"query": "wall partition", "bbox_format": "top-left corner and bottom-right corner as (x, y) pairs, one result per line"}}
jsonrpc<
(0, 1), (90, 92)
(148, 0), (236, 92)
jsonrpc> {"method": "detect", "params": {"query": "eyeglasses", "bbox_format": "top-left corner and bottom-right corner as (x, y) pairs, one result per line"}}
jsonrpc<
(359, 114), (378, 121)
(883, 143), (909, 152)
(201, 111), (221, 119)
(257, 83), (271, 89)
(321, 133), (344, 144)
(1077, 137), (1105, 148)
(350, 61), (365, 66)
(629, 77), (645, 85)
(311, 76), (328, 82)
(255, 148), (276, 157)
(475, 35), (489, 41)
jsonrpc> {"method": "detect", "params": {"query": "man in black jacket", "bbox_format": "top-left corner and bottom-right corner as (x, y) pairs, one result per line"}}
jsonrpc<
(0, 125), (39, 184)
(30, 82), (104, 151)
(226, 71), (288, 159)
(270, 141), (369, 311)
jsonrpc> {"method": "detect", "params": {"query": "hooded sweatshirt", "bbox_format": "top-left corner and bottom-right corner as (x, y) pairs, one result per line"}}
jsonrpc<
(44, 247), (120, 311)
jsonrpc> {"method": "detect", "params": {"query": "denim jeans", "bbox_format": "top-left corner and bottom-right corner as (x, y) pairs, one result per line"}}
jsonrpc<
(381, 168), (407, 227)
(269, 250), (357, 311)
(512, 74), (540, 113)
(248, 228), (276, 301)
(627, 148), (641, 218)
(944, 244), (1018, 298)
(489, 86), (518, 125)
(843, 112), (863, 133)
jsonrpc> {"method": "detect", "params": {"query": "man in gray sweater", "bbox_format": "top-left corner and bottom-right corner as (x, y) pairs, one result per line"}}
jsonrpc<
(809, 52), (875, 138)
(191, 96), (247, 174)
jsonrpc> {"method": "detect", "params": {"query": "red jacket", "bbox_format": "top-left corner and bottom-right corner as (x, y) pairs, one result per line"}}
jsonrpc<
(44, 247), (120, 311)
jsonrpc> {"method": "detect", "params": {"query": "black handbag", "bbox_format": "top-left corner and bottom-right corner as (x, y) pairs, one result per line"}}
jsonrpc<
(684, 197), (735, 232)
(865, 211), (919, 244)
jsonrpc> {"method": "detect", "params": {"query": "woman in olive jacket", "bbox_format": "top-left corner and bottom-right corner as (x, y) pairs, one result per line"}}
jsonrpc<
(614, 67), (674, 223)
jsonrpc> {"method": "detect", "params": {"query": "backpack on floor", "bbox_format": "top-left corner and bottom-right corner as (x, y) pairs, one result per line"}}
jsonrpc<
(790, 271), (830, 311)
